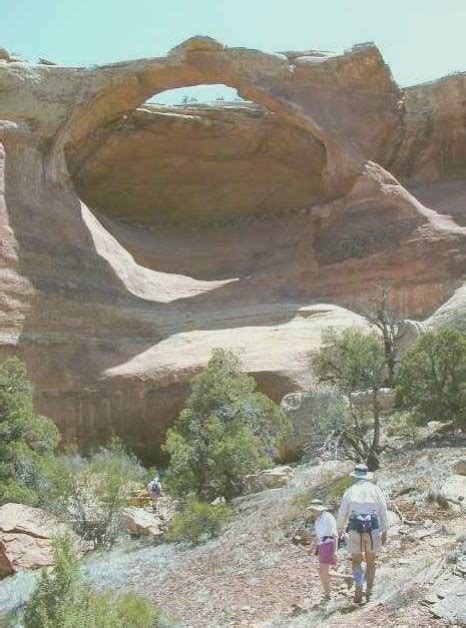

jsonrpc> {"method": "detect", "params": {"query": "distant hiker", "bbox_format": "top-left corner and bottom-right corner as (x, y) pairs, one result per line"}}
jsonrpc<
(337, 464), (388, 604)
(307, 499), (353, 603)
(148, 475), (162, 510)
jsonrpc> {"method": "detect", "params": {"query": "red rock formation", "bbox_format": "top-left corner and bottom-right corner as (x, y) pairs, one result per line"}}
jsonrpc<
(0, 37), (464, 460)
(0, 503), (71, 576)
(74, 103), (326, 227)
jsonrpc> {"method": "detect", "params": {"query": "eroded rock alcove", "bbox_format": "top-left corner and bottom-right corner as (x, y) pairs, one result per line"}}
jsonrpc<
(0, 37), (465, 461)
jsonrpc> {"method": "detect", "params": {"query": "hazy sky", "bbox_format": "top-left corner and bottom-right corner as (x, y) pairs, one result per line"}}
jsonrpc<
(2, 0), (466, 104)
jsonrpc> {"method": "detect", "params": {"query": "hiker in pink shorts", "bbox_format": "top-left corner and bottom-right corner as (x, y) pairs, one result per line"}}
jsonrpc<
(307, 500), (353, 603)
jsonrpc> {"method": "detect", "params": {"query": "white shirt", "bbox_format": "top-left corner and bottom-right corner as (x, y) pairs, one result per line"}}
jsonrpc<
(337, 480), (388, 532)
(314, 511), (338, 543)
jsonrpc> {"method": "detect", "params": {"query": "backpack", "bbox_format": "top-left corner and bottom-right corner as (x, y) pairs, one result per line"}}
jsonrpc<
(350, 514), (380, 534)
(149, 480), (161, 498)
(353, 514), (373, 534)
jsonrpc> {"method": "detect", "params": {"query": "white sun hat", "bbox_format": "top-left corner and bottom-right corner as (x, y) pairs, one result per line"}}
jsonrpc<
(306, 498), (329, 513)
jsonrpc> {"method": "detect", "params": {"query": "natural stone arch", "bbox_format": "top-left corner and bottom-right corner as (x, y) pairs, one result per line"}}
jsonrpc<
(1, 37), (464, 461)
(52, 37), (401, 202)
(73, 92), (328, 228)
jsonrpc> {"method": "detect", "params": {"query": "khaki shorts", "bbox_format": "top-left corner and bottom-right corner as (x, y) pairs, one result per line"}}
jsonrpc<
(348, 530), (382, 555)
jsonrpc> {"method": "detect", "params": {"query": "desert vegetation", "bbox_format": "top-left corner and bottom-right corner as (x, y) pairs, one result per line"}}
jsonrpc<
(21, 536), (160, 628)
(39, 442), (147, 549)
(0, 323), (464, 625)
(397, 328), (466, 429)
(312, 327), (387, 470)
(164, 348), (290, 501)
(0, 358), (60, 507)
(311, 307), (466, 470)
(165, 499), (233, 545)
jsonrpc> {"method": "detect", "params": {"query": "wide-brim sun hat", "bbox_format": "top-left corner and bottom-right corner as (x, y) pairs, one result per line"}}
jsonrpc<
(350, 464), (373, 480)
(306, 499), (329, 513)
(306, 505), (328, 513)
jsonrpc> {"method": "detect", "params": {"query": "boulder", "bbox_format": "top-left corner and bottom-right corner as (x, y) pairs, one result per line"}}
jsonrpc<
(244, 466), (294, 494)
(428, 575), (466, 624)
(0, 533), (56, 576)
(453, 459), (466, 476)
(120, 507), (163, 537)
(440, 475), (466, 504)
(0, 503), (70, 577)
(0, 503), (68, 539)
(280, 390), (348, 457)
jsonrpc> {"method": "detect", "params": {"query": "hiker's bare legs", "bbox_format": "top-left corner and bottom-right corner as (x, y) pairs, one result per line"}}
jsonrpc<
(365, 551), (377, 599)
(351, 553), (364, 602)
(318, 563), (331, 596)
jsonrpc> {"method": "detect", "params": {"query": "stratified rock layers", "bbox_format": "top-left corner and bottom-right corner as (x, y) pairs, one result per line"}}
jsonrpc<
(0, 38), (465, 460)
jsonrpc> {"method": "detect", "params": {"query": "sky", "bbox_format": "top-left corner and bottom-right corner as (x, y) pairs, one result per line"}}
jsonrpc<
(2, 0), (466, 104)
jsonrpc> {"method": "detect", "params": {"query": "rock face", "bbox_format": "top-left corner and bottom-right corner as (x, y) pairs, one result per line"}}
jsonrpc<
(280, 390), (347, 458)
(75, 103), (326, 227)
(244, 466), (295, 493)
(121, 507), (163, 537)
(0, 503), (69, 577)
(0, 37), (465, 460)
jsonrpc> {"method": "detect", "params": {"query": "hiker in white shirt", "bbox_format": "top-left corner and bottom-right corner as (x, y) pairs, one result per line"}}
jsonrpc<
(307, 500), (353, 603)
(337, 464), (388, 604)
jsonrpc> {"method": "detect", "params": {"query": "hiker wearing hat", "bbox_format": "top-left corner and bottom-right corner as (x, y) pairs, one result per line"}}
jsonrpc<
(307, 499), (353, 602)
(337, 464), (388, 604)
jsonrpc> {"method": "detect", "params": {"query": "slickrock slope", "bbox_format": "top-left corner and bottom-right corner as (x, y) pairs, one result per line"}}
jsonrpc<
(0, 37), (465, 459)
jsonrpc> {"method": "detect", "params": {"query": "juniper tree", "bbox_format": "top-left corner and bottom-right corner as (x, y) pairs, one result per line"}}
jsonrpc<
(164, 349), (290, 501)
(0, 357), (60, 506)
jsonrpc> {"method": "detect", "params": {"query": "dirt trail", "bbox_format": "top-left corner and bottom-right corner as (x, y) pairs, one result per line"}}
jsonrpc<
(101, 441), (464, 627)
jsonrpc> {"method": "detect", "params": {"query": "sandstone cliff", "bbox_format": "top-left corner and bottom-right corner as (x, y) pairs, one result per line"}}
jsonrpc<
(0, 37), (465, 460)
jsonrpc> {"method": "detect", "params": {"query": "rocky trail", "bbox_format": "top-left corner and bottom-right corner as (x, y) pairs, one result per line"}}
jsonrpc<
(0, 436), (464, 626)
(85, 438), (465, 626)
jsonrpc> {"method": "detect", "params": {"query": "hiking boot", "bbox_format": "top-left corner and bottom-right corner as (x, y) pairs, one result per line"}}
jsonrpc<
(365, 587), (373, 602)
(354, 587), (363, 604)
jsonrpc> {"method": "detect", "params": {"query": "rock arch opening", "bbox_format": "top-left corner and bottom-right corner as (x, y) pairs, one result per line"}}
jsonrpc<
(70, 85), (327, 231)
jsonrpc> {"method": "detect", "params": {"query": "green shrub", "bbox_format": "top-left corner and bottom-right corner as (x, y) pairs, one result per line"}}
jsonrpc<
(23, 536), (160, 628)
(397, 328), (466, 428)
(312, 327), (387, 470)
(84, 591), (160, 627)
(39, 441), (146, 549)
(165, 499), (233, 545)
(386, 411), (419, 439)
(164, 349), (290, 501)
(0, 357), (60, 507)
